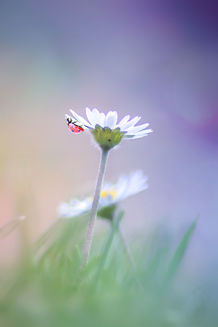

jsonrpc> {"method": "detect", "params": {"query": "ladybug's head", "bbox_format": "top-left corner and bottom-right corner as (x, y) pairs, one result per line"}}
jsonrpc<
(66, 117), (72, 125)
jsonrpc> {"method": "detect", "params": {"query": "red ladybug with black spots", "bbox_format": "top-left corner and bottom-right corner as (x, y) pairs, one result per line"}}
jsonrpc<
(66, 117), (84, 134)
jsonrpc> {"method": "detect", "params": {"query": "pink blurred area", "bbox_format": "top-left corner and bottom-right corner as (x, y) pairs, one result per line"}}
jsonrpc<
(0, 0), (218, 268)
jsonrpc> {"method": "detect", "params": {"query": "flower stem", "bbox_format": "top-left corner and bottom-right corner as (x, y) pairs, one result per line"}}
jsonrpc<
(82, 149), (109, 265)
(94, 211), (124, 286)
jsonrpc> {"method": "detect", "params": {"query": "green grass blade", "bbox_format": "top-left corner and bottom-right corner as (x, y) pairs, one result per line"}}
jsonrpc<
(33, 219), (62, 251)
(0, 218), (26, 238)
(166, 219), (197, 282)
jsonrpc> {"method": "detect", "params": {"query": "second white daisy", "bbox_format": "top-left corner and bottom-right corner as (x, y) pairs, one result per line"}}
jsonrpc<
(59, 171), (148, 219)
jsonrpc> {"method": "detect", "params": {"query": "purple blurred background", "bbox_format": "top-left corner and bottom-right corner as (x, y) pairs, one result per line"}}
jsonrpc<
(1, 1), (218, 272)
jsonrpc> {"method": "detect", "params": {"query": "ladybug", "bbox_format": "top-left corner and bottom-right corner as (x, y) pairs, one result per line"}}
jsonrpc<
(66, 117), (84, 134)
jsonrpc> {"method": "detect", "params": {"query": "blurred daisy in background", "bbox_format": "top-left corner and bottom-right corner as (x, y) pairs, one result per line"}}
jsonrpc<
(59, 171), (148, 219)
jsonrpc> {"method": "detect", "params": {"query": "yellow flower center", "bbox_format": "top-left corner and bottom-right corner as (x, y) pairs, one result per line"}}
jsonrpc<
(100, 189), (117, 200)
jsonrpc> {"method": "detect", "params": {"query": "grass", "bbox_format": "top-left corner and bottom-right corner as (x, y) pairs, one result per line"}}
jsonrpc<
(0, 214), (217, 327)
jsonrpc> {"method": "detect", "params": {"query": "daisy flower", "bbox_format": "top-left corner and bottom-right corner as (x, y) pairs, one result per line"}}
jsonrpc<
(65, 107), (152, 150)
(64, 107), (152, 264)
(59, 171), (148, 219)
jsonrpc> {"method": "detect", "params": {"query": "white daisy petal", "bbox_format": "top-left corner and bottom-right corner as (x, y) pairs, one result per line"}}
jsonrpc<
(92, 108), (101, 125)
(69, 110), (91, 128)
(105, 111), (118, 129)
(59, 197), (92, 218)
(102, 182), (113, 190)
(115, 176), (129, 201)
(98, 112), (106, 127)
(58, 203), (71, 218)
(118, 115), (130, 129)
(86, 107), (97, 127)
(126, 123), (150, 135)
(128, 129), (153, 139)
(122, 116), (141, 131)
(122, 171), (148, 199)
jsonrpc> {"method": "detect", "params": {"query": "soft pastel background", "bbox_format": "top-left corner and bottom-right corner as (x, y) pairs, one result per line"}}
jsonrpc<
(0, 0), (218, 283)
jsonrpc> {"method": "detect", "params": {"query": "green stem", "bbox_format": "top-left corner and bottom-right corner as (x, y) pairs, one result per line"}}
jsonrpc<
(94, 223), (116, 286)
(81, 149), (109, 265)
(94, 212), (124, 285)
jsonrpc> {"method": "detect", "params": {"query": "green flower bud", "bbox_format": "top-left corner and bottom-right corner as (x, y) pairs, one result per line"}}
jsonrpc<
(98, 204), (117, 220)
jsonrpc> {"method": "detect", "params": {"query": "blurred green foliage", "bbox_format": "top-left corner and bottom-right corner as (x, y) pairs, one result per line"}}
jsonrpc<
(0, 216), (217, 327)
